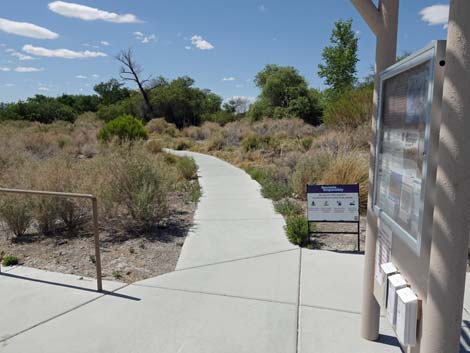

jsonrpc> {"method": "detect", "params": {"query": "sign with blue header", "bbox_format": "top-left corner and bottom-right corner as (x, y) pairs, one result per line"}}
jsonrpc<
(307, 184), (360, 222)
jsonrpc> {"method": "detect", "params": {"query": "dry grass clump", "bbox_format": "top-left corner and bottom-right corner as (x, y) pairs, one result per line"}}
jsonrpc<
(320, 152), (369, 212)
(145, 139), (163, 154)
(309, 126), (370, 155)
(291, 150), (334, 199)
(252, 118), (316, 138)
(145, 118), (178, 137)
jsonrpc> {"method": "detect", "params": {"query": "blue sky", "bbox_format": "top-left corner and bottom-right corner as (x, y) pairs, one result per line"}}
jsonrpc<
(0, 1), (449, 103)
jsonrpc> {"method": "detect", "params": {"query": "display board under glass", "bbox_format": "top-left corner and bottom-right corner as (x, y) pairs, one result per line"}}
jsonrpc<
(374, 50), (435, 246)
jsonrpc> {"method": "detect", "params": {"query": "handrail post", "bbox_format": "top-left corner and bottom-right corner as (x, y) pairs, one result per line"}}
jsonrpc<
(91, 197), (103, 292)
(0, 188), (103, 292)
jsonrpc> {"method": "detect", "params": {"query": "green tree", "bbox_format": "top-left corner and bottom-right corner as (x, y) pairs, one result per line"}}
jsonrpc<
(250, 65), (322, 124)
(150, 76), (222, 128)
(57, 94), (100, 113)
(318, 19), (359, 93)
(3, 95), (76, 123)
(94, 79), (131, 106)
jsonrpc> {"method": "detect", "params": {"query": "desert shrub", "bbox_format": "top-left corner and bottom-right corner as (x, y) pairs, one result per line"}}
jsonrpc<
(223, 120), (250, 147)
(183, 126), (205, 140)
(252, 118), (316, 139)
(146, 118), (178, 137)
(98, 115), (148, 143)
(247, 167), (291, 201)
(242, 134), (279, 152)
(145, 139), (163, 154)
(246, 167), (269, 183)
(178, 180), (202, 203)
(351, 123), (371, 150)
(173, 137), (193, 151)
(298, 137), (311, 151)
(104, 148), (172, 224)
(205, 132), (226, 151)
(200, 122), (222, 140)
(22, 157), (89, 233)
(34, 196), (60, 235)
(2, 255), (18, 266)
(56, 198), (88, 231)
(320, 152), (369, 213)
(96, 103), (127, 122)
(176, 156), (198, 180)
(275, 198), (303, 217)
(0, 195), (33, 238)
(291, 151), (334, 199)
(260, 179), (292, 201)
(323, 85), (373, 128)
(285, 214), (308, 246)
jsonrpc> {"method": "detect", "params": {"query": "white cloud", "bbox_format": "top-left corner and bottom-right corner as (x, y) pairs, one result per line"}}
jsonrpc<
(222, 77), (236, 81)
(4, 83), (15, 87)
(6, 48), (34, 61)
(133, 31), (156, 43)
(184, 46), (191, 50)
(23, 44), (107, 59)
(75, 75), (87, 79)
(48, 1), (142, 23)
(0, 66), (11, 72)
(100, 40), (110, 46)
(258, 4), (266, 12)
(92, 73), (100, 78)
(14, 66), (44, 72)
(191, 35), (214, 50)
(420, 5), (449, 28)
(38, 86), (50, 91)
(0, 18), (58, 39)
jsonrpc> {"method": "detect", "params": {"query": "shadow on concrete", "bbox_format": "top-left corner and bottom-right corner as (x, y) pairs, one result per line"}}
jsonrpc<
(329, 249), (365, 255)
(0, 273), (140, 301)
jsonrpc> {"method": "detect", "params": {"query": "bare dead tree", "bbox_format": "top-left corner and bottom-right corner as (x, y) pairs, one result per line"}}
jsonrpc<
(116, 48), (153, 117)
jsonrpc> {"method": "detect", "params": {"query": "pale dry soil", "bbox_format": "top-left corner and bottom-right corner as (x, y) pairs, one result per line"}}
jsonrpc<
(309, 215), (366, 252)
(0, 194), (196, 283)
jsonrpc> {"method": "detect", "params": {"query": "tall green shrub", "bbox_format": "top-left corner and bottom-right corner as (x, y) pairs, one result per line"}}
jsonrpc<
(98, 115), (148, 143)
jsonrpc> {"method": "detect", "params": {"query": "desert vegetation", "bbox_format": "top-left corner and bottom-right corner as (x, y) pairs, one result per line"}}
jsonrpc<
(1, 18), (373, 253)
(0, 115), (201, 281)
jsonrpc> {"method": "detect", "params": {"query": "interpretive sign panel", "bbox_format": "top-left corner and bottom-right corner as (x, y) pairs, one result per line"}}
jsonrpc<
(374, 55), (435, 249)
(307, 184), (359, 222)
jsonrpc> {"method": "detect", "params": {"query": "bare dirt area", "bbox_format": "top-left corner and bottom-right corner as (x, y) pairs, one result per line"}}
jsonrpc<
(309, 215), (366, 253)
(0, 193), (196, 283)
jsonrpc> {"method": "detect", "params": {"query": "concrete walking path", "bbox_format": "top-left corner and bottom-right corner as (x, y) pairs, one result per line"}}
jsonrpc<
(1, 151), (403, 353)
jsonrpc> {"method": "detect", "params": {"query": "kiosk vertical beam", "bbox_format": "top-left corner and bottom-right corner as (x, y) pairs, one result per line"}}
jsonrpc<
(421, 1), (470, 352)
(351, 0), (399, 341)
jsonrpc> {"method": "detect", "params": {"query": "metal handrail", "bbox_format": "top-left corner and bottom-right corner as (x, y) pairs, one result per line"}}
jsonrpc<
(0, 188), (103, 292)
